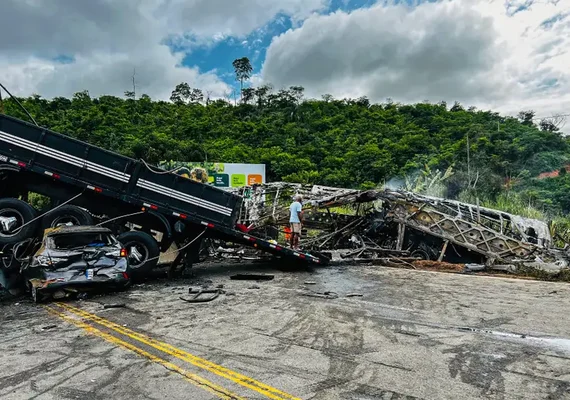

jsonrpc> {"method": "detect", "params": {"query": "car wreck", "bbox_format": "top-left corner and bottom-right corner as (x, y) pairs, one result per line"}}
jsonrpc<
(7, 226), (131, 302)
(227, 183), (570, 269)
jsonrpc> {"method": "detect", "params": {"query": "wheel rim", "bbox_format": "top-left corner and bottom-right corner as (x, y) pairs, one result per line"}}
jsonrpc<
(412, 249), (430, 260)
(50, 215), (82, 228)
(1, 250), (15, 269)
(0, 208), (25, 238)
(124, 241), (150, 269)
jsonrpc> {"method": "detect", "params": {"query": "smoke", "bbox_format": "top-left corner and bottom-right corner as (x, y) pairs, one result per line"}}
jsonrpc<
(382, 166), (454, 198)
(384, 176), (405, 190)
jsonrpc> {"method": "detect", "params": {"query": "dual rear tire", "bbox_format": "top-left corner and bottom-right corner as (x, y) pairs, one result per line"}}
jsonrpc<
(0, 200), (95, 245)
(0, 198), (38, 245)
(0, 198), (160, 281)
(117, 231), (160, 281)
(41, 205), (93, 230)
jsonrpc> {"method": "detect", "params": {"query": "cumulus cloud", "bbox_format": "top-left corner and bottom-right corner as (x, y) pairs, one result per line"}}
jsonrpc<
(0, 0), (326, 99)
(4, 0), (570, 119)
(162, 0), (327, 43)
(0, 51), (229, 102)
(262, 0), (570, 117)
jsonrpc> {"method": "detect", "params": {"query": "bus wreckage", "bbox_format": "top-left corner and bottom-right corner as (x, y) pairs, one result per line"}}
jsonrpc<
(226, 183), (570, 270)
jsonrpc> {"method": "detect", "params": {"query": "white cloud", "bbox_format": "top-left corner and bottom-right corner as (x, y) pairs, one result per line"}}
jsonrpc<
(0, 0), (327, 99)
(4, 0), (570, 120)
(0, 51), (229, 101)
(261, 0), (570, 118)
(161, 0), (328, 40)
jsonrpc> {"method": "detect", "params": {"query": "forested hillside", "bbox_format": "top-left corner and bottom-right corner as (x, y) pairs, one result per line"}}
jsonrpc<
(3, 85), (570, 216)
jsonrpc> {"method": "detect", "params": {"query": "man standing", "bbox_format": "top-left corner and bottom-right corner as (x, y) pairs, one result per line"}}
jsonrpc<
(289, 195), (303, 250)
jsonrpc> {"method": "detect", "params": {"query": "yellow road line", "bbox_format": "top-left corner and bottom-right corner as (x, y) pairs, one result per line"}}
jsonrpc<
(57, 302), (301, 400)
(44, 306), (244, 400)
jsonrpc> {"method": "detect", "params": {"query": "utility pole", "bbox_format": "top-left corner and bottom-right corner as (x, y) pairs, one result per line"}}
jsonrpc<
(132, 68), (137, 100)
(467, 133), (471, 188)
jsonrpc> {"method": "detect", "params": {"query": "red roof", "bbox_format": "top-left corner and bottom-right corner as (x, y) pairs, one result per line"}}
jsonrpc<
(537, 165), (570, 179)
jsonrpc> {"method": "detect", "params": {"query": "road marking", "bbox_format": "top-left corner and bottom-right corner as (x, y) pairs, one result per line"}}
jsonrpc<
(44, 306), (244, 400)
(57, 302), (301, 400)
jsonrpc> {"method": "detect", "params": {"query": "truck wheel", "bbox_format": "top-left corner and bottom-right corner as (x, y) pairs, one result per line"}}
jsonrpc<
(0, 198), (38, 245)
(42, 205), (93, 229)
(118, 231), (159, 281)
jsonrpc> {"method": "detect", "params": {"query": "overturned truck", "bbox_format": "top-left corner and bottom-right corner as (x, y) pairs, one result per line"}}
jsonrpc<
(231, 183), (569, 268)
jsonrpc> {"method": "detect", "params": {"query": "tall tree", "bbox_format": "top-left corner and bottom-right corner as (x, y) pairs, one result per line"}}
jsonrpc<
(232, 57), (253, 102)
(188, 88), (204, 104)
(289, 86), (305, 104)
(241, 88), (255, 104)
(170, 82), (191, 104)
(518, 110), (535, 126)
(254, 84), (272, 107)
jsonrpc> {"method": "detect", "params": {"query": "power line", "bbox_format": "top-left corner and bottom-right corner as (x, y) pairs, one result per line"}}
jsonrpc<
(531, 113), (570, 120)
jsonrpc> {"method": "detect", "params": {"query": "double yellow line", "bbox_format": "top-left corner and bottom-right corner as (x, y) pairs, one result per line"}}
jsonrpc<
(46, 303), (301, 400)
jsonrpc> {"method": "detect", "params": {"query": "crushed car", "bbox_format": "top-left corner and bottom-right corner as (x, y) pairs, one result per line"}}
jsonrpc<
(16, 226), (131, 302)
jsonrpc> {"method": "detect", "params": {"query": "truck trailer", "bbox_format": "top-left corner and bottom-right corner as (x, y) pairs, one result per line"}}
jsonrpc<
(0, 114), (325, 291)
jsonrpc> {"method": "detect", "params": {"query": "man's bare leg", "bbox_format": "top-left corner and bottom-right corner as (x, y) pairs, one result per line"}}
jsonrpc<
(293, 233), (300, 249)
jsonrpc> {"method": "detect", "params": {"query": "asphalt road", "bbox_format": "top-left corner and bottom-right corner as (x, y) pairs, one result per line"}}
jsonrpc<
(1, 262), (570, 399)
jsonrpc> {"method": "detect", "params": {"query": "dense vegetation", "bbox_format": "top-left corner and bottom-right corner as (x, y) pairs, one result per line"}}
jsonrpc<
(2, 84), (570, 220)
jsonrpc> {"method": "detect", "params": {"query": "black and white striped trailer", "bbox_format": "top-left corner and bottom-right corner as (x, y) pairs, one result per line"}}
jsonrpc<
(0, 114), (325, 281)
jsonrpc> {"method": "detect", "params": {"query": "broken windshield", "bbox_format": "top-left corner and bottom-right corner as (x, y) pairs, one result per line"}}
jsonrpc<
(48, 233), (116, 250)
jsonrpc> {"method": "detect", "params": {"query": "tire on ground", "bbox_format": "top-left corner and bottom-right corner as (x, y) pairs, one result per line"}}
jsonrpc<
(41, 205), (93, 230)
(0, 198), (38, 245)
(117, 231), (160, 281)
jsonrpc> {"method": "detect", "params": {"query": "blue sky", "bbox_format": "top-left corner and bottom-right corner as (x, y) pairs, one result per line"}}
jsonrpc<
(176, 0), (447, 90)
(3, 0), (569, 120)
(178, 0), (381, 88)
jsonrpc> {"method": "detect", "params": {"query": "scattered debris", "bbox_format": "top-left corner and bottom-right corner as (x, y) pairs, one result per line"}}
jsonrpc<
(301, 290), (338, 299)
(395, 330), (421, 337)
(103, 303), (126, 309)
(226, 183), (570, 275)
(230, 274), (274, 281)
(247, 285), (260, 290)
(180, 288), (222, 303)
(465, 263), (486, 271)
(304, 281), (317, 285)
(346, 293), (363, 297)
(41, 324), (57, 331)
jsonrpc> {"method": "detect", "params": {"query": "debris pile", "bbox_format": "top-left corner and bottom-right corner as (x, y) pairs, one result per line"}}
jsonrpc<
(224, 183), (570, 271)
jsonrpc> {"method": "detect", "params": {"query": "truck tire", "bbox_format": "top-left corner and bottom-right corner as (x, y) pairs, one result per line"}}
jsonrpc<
(0, 198), (38, 245)
(118, 231), (160, 281)
(41, 205), (94, 229)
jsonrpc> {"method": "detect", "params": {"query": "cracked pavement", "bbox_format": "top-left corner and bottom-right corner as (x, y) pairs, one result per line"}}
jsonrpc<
(1, 262), (569, 399)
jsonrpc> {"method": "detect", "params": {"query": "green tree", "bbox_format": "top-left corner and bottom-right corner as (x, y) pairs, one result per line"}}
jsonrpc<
(170, 82), (191, 104)
(232, 57), (253, 101)
(4, 87), (570, 217)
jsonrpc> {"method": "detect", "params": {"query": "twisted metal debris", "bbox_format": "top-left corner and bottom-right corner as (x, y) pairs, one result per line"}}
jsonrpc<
(228, 183), (569, 267)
